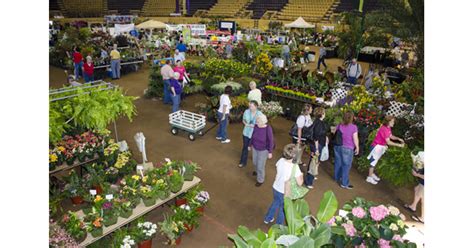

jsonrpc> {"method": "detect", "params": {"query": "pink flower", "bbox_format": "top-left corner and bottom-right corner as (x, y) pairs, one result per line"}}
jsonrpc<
(377, 239), (391, 248)
(342, 223), (356, 237)
(355, 243), (366, 248)
(393, 234), (403, 242)
(352, 207), (366, 218)
(369, 205), (389, 222)
(326, 217), (336, 226)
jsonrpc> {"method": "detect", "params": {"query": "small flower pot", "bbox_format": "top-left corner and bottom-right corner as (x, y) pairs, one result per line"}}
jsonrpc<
(142, 197), (156, 207)
(196, 206), (204, 213)
(175, 236), (182, 245)
(93, 185), (103, 195)
(138, 239), (152, 248)
(90, 227), (103, 238)
(66, 158), (76, 166)
(103, 215), (118, 227)
(184, 223), (194, 233)
(170, 182), (184, 193)
(184, 173), (194, 181)
(156, 191), (167, 200)
(71, 196), (84, 205)
(119, 209), (133, 219)
(175, 198), (187, 207)
(75, 233), (87, 244)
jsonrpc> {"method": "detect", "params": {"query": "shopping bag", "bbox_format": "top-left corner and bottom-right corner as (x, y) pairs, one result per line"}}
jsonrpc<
(320, 146), (329, 162)
(308, 156), (319, 176)
(289, 164), (309, 200)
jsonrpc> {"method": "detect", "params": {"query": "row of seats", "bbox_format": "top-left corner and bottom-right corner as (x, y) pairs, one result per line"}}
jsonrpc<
(206, 0), (252, 17)
(278, 0), (335, 21)
(63, 0), (105, 18)
(334, 0), (384, 13)
(141, 0), (176, 16)
(50, 0), (60, 11)
(107, 0), (146, 15)
(188, 0), (217, 16)
(246, 0), (288, 19)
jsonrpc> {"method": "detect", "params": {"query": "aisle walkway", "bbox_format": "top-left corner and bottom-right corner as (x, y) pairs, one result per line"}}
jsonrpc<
(49, 61), (420, 247)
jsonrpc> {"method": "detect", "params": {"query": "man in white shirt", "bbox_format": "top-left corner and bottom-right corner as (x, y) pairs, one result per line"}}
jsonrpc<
(160, 60), (174, 104)
(346, 58), (362, 85)
(247, 81), (262, 105)
(173, 49), (185, 64)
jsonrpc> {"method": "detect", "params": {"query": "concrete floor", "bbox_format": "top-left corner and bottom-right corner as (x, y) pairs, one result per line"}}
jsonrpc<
(49, 52), (421, 247)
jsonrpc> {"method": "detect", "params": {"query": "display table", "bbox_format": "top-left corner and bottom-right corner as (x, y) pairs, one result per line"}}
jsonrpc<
(77, 176), (201, 247)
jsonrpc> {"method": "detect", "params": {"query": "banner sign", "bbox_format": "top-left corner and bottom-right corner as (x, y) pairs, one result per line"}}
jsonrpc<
(114, 24), (135, 34)
(321, 25), (335, 31)
(104, 15), (136, 24)
(166, 24), (206, 36)
(182, 26), (191, 44)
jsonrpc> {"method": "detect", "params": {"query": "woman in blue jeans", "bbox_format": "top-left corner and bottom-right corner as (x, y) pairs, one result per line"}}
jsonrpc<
(238, 100), (261, 168)
(264, 144), (303, 225)
(333, 111), (359, 190)
(216, 86), (232, 144)
(169, 72), (182, 113)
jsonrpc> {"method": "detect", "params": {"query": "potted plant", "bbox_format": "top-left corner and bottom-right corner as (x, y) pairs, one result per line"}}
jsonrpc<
(49, 220), (80, 247)
(103, 139), (120, 166)
(63, 170), (86, 205)
(105, 167), (120, 184)
(83, 164), (106, 194)
(159, 214), (185, 246)
(49, 149), (59, 171)
(139, 185), (157, 207)
(169, 169), (184, 193)
(116, 198), (134, 219)
(102, 201), (118, 227)
(153, 178), (170, 200)
(182, 160), (200, 181)
(172, 204), (200, 233)
(135, 221), (158, 248)
(119, 175), (142, 206)
(84, 213), (104, 238)
(194, 191), (210, 213)
(61, 211), (87, 243)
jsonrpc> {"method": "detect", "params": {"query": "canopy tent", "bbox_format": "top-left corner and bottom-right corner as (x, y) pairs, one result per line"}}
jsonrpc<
(136, 20), (167, 29)
(284, 17), (315, 29)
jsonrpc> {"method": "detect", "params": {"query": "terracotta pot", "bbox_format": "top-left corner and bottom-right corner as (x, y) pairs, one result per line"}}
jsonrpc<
(196, 206), (204, 213)
(138, 239), (152, 248)
(184, 223), (193, 233)
(71, 196), (84, 205)
(93, 185), (103, 195)
(175, 236), (182, 245)
(175, 198), (187, 207)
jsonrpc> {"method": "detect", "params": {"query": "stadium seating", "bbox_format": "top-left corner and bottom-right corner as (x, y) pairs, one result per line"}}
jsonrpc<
(334, 0), (384, 13)
(108, 0), (146, 15)
(50, 0), (60, 11)
(188, 0), (217, 16)
(62, 0), (105, 18)
(141, 0), (176, 17)
(277, 0), (336, 22)
(246, 0), (288, 19)
(206, 0), (252, 17)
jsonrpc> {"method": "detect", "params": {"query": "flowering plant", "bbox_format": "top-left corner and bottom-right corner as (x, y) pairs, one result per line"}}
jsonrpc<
(355, 108), (382, 131)
(259, 101), (284, 119)
(61, 212), (86, 242)
(169, 169), (184, 193)
(114, 151), (131, 169)
(63, 170), (86, 198)
(139, 185), (156, 200)
(135, 221), (158, 242)
(159, 214), (185, 244)
(255, 53), (273, 75)
(347, 86), (374, 112)
(84, 212), (103, 232)
(329, 197), (416, 248)
(50, 220), (80, 248)
(119, 235), (136, 248)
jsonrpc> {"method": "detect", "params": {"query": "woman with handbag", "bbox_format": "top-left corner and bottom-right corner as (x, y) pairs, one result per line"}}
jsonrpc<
(264, 144), (304, 225)
(249, 114), (274, 187)
(238, 100), (262, 168)
(291, 104), (313, 167)
(305, 107), (329, 189)
(334, 111), (359, 190)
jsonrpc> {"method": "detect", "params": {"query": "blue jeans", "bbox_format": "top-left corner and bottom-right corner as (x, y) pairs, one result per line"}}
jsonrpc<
(347, 76), (357, 85)
(239, 135), (251, 166)
(216, 112), (229, 140)
(283, 53), (290, 66)
(111, 59), (120, 79)
(334, 146), (354, 187)
(317, 57), (327, 69)
(305, 143), (324, 186)
(264, 188), (285, 225)
(163, 79), (172, 104)
(84, 74), (94, 83)
(74, 61), (83, 79)
(171, 94), (181, 113)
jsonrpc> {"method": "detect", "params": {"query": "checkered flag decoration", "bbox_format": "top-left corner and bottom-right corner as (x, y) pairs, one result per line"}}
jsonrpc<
(330, 88), (348, 102)
(386, 101), (412, 117)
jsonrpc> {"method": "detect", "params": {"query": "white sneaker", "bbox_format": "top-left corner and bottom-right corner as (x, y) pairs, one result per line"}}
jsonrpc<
(264, 218), (275, 224)
(216, 137), (222, 140)
(306, 185), (314, 189)
(366, 176), (378, 185)
(371, 174), (381, 181)
(221, 139), (231, 144)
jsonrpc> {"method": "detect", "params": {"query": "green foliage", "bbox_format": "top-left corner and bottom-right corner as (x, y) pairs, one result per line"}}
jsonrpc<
(316, 191), (338, 223)
(145, 66), (163, 98)
(202, 58), (252, 79)
(393, 69), (424, 109)
(210, 81), (243, 95)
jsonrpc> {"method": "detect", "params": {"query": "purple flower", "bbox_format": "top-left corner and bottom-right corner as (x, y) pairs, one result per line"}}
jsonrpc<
(103, 202), (113, 210)
(377, 239), (391, 248)
(352, 207), (366, 218)
(369, 205), (389, 222)
(393, 234), (403, 242)
(342, 223), (356, 237)
(326, 217), (336, 226)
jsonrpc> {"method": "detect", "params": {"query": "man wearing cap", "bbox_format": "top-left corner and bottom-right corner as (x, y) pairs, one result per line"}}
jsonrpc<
(346, 58), (362, 85)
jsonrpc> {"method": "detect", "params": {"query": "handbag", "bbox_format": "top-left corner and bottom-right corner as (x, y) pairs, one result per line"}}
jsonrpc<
(332, 125), (343, 146)
(289, 164), (309, 200)
(289, 116), (313, 140)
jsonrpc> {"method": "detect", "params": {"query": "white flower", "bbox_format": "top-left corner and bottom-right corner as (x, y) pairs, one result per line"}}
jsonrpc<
(388, 206), (400, 216)
(389, 223), (399, 231)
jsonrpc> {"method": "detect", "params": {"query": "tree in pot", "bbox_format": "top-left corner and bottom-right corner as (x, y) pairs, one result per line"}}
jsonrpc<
(159, 214), (185, 246)
(63, 170), (86, 205)
(61, 211), (87, 244)
(135, 221), (158, 248)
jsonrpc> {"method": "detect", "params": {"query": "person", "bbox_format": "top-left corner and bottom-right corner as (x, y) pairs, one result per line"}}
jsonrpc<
(173, 49), (185, 64)
(304, 107), (329, 188)
(225, 42), (233, 59)
(292, 104), (313, 167)
(110, 44), (121, 79)
(334, 111), (359, 189)
(72, 47), (83, 80)
(247, 81), (262, 105)
(303, 47), (310, 63)
(317, 45), (328, 70)
(405, 152), (424, 223)
(249, 114), (274, 187)
(169, 72), (183, 113)
(282, 43), (291, 66)
(82, 56), (94, 83)
(238, 101), (262, 168)
(67, 75), (82, 87)
(160, 59), (174, 105)
(216, 86), (233, 144)
(346, 58), (362, 85)
(364, 64), (376, 89)
(100, 47), (108, 63)
(173, 60), (187, 84)
(176, 41), (187, 60)
(264, 144), (303, 224)
(366, 116), (405, 185)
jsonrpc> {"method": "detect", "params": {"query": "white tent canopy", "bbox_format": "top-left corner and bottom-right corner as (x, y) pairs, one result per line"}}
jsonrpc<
(284, 17), (315, 29)
(136, 20), (167, 29)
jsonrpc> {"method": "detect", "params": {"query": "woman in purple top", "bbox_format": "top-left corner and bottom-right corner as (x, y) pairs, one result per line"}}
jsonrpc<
(334, 111), (359, 189)
(249, 114), (274, 187)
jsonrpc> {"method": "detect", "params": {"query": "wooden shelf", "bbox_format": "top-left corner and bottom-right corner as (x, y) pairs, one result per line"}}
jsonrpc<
(77, 176), (201, 247)
(49, 156), (99, 175)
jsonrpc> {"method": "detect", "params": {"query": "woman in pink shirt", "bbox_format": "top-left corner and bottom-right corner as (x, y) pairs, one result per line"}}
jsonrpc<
(366, 115), (405, 185)
(173, 59), (187, 84)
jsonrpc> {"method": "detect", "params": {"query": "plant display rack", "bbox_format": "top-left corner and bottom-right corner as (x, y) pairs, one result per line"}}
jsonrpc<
(77, 176), (201, 247)
(49, 155), (98, 175)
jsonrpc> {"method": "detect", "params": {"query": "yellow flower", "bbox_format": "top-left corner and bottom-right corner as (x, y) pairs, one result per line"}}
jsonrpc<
(132, 175), (140, 181)
(57, 146), (65, 152)
(142, 176), (149, 183)
(94, 195), (103, 203)
(49, 153), (58, 163)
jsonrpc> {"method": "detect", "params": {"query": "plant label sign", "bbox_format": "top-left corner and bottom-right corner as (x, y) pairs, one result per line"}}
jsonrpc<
(106, 194), (113, 200)
(90, 189), (97, 195)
